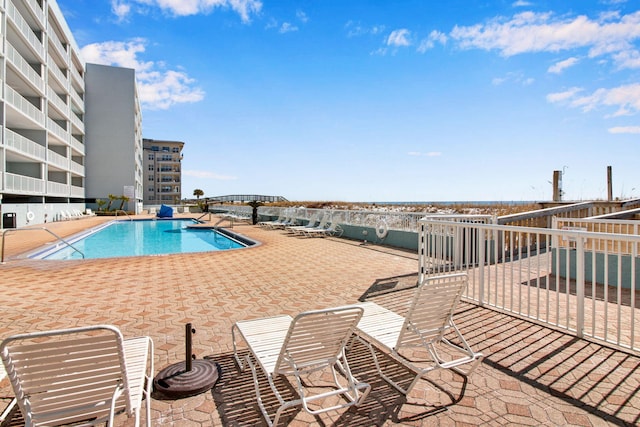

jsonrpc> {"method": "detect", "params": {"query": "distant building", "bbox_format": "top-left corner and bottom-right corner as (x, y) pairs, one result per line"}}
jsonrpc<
(84, 63), (144, 213)
(142, 138), (184, 206)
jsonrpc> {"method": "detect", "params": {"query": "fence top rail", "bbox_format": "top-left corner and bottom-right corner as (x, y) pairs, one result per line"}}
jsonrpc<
(421, 218), (640, 243)
(497, 201), (594, 224)
(586, 207), (640, 220)
(554, 216), (640, 226)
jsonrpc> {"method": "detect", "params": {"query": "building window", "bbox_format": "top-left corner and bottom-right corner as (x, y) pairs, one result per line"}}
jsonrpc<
(148, 164), (154, 171)
(162, 146), (170, 152)
(151, 146), (159, 151)
(172, 147), (180, 153)
(148, 154), (154, 160)
(148, 175), (154, 181)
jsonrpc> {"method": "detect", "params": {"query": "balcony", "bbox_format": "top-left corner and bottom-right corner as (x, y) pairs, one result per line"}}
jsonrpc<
(69, 160), (84, 176)
(46, 180), (69, 196)
(46, 117), (69, 144)
(6, 42), (45, 95)
(47, 87), (69, 118)
(5, 83), (45, 127)
(47, 57), (67, 88)
(7, 1), (45, 61)
(47, 149), (68, 169)
(4, 128), (46, 161)
(3, 172), (44, 194)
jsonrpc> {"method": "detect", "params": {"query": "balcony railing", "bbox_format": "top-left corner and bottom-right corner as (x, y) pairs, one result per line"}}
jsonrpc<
(47, 57), (67, 87)
(70, 185), (84, 198)
(24, 0), (45, 27)
(5, 84), (45, 126)
(46, 117), (69, 143)
(47, 149), (68, 169)
(4, 172), (44, 194)
(70, 136), (84, 155)
(47, 181), (69, 196)
(69, 161), (84, 176)
(47, 87), (69, 117)
(6, 42), (45, 94)
(7, 1), (45, 60)
(70, 112), (84, 133)
(47, 30), (68, 61)
(4, 128), (46, 161)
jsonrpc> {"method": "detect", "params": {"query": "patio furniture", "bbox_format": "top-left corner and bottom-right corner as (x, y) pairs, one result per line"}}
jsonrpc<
(232, 305), (371, 426)
(354, 273), (483, 395)
(1, 325), (154, 427)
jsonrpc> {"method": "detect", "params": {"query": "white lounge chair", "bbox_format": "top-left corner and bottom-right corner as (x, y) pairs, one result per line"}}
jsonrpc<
(286, 213), (321, 233)
(1, 325), (154, 427)
(301, 217), (343, 237)
(232, 306), (371, 426)
(354, 273), (483, 396)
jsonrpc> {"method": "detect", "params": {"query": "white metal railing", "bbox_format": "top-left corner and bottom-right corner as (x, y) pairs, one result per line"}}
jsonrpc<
(4, 129), (46, 160)
(47, 30), (68, 60)
(70, 185), (84, 198)
(70, 112), (84, 133)
(24, 0), (45, 27)
(419, 219), (640, 354)
(70, 89), (84, 113)
(47, 87), (69, 117)
(69, 161), (84, 176)
(7, 1), (45, 59)
(5, 84), (45, 126)
(70, 64), (83, 88)
(47, 117), (69, 143)
(4, 172), (44, 193)
(47, 57), (67, 87)
(70, 136), (84, 155)
(554, 217), (640, 237)
(47, 149), (68, 169)
(6, 42), (45, 94)
(47, 181), (69, 195)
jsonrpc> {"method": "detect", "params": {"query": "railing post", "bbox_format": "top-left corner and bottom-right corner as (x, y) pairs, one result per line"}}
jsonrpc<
(575, 235), (585, 338)
(478, 225), (485, 307)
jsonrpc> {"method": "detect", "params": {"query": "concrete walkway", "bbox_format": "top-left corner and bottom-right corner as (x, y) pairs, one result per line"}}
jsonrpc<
(0, 215), (638, 426)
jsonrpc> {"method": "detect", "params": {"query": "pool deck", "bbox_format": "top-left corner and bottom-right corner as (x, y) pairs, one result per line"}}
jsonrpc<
(1, 214), (639, 426)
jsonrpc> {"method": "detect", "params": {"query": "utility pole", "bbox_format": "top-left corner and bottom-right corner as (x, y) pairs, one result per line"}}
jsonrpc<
(607, 166), (613, 201)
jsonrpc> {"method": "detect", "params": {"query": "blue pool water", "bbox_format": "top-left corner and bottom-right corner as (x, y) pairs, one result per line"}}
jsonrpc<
(36, 219), (246, 260)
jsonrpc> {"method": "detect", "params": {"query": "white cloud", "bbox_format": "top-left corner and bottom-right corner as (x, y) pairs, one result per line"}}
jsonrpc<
(547, 83), (640, 117)
(296, 10), (308, 23)
(608, 126), (640, 134)
(417, 30), (447, 53)
(81, 39), (204, 110)
(387, 29), (411, 47)
(279, 22), (298, 33)
(116, 0), (262, 22)
(546, 87), (583, 103)
(184, 170), (238, 180)
(492, 71), (534, 86)
(548, 57), (580, 74)
(111, 0), (131, 21)
(345, 21), (385, 38)
(450, 10), (640, 69)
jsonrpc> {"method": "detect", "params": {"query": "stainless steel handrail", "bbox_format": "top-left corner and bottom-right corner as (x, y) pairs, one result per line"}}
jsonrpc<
(114, 210), (133, 221)
(1, 227), (85, 262)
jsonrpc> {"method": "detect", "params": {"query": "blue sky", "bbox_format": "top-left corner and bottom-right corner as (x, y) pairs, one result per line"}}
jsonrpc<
(59, 0), (639, 202)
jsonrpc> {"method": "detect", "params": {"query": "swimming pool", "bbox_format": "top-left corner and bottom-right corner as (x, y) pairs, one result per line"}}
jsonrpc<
(31, 219), (250, 260)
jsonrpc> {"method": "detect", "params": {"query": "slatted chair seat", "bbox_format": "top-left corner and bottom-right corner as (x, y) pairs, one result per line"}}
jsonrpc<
(355, 273), (483, 396)
(232, 306), (370, 426)
(1, 325), (153, 427)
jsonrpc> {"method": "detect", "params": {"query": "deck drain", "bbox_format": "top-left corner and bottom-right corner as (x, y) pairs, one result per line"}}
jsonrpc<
(153, 323), (220, 399)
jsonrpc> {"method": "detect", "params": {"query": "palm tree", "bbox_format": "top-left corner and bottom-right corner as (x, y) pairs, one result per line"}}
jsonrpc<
(106, 194), (116, 211)
(118, 195), (130, 211)
(193, 189), (204, 199)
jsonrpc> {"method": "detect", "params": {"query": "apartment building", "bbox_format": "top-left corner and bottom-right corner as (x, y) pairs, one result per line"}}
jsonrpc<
(0, 0), (149, 228)
(84, 63), (144, 214)
(142, 138), (184, 206)
(0, 0), (87, 227)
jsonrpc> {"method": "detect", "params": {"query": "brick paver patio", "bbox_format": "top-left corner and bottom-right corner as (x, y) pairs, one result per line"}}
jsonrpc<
(1, 214), (638, 426)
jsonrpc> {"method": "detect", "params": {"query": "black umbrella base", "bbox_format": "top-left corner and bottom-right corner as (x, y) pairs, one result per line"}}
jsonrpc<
(153, 359), (221, 399)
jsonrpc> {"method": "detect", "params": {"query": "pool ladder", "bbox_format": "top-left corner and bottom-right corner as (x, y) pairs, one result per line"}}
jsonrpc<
(1, 227), (85, 263)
